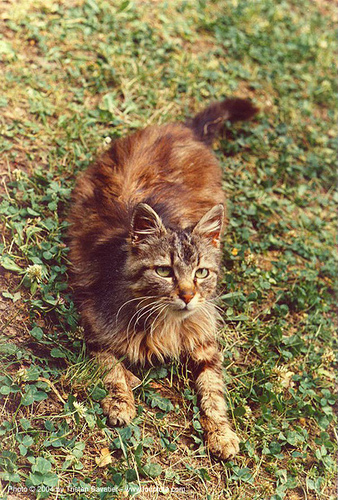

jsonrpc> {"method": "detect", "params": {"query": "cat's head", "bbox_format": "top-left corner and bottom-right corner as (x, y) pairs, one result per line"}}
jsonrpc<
(125, 203), (224, 321)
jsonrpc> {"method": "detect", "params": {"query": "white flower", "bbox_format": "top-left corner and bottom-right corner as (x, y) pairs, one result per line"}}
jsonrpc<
(73, 401), (87, 418)
(16, 368), (28, 382)
(272, 365), (295, 389)
(13, 169), (26, 181)
(25, 264), (44, 282)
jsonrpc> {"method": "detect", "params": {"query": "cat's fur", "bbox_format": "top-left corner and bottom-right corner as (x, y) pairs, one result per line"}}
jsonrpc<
(68, 97), (257, 459)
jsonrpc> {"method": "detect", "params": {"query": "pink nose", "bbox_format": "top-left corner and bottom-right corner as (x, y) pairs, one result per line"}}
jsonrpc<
(179, 289), (195, 304)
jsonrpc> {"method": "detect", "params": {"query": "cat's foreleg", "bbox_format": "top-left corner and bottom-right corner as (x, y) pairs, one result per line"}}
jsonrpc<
(94, 351), (137, 426)
(190, 342), (240, 459)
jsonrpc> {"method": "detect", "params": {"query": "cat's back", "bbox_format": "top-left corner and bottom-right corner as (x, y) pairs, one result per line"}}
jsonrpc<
(70, 121), (224, 235)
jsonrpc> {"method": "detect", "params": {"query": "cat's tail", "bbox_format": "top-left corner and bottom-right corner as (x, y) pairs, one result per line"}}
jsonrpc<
(185, 98), (258, 145)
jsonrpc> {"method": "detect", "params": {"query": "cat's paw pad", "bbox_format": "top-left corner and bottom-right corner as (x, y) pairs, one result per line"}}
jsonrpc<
(101, 396), (136, 427)
(205, 426), (240, 460)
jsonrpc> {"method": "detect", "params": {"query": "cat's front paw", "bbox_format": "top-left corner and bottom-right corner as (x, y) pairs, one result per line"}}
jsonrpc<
(101, 396), (136, 427)
(205, 425), (240, 460)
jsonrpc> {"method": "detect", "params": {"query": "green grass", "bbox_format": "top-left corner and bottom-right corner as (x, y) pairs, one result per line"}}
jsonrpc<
(0, 0), (337, 499)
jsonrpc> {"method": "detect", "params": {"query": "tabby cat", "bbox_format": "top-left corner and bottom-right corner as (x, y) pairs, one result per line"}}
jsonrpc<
(68, 98), (257, 459)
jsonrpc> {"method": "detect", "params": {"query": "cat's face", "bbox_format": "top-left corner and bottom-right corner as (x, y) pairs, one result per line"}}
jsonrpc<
(125, 203), (224, 323)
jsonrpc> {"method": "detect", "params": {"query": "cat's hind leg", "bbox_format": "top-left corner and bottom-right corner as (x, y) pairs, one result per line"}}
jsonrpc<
(94, 351), (137, 427)
(189, 342), (240, 460)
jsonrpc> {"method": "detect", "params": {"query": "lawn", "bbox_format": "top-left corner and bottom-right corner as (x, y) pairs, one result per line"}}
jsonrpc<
(0, 0), (337, 499)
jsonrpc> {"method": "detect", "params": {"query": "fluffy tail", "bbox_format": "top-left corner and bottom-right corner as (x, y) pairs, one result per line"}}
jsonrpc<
(185, 98), (258, 145)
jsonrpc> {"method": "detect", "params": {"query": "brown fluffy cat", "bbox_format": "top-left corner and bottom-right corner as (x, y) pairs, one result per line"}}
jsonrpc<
(68, 98), (257, 459)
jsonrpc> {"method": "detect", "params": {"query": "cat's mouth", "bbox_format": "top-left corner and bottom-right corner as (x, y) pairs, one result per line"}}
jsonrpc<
(171, 309), (195, 320)
(170, 301), (198, 318)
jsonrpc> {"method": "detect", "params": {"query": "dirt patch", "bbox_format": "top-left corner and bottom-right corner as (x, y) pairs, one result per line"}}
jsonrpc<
(0, 269), (29, 340)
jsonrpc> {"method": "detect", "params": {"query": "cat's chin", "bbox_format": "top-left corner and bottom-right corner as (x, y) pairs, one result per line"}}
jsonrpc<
(169, 305), (198, 320)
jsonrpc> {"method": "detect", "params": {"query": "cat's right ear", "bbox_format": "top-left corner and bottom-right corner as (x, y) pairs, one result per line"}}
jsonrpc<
(131, 203), (166, 244)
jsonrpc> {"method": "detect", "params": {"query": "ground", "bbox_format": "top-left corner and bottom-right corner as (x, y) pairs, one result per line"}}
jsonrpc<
(0, 0), (337, 499)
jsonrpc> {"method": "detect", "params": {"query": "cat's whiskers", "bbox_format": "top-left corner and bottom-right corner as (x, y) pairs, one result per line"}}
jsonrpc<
(149, 304), (170, 337)
(125, 300), (160, 339)
(143, 303), (166, 331)
(202, 307), (221, 330)
(126, 299), (168, 340)
(204, 301), (224, 322)
(122, 306), (148, 340)
(115, 295), (158, 324)
(203, 298), (223, 316)
(134, 302), (164, 332)
(211, 294), (231, 319)
(210, 302), (226, 316)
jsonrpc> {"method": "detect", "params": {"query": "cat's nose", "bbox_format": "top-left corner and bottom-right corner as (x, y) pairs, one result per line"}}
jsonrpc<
(179, 289), (195, 304)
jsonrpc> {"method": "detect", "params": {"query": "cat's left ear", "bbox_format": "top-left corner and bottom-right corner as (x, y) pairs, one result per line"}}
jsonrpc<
(192, 204), (224, 247)
(131, 203), (166, 244)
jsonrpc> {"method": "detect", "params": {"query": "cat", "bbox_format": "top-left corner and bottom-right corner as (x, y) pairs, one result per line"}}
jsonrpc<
(68, 97), (257, 459)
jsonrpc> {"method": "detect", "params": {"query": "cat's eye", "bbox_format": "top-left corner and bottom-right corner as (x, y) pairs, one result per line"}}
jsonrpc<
(195, 268), (209, 279)
(155, 266), (173, 278)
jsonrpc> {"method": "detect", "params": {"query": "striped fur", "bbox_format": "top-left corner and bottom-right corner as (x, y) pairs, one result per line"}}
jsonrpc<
(68, 98), (257, 459)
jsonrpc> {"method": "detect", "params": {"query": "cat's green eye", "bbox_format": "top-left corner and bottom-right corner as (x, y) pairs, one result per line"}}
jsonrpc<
(195, 268), (209, 279)
(155, 266), (173, 278)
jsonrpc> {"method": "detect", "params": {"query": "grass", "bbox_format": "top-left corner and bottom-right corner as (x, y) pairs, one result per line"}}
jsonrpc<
(0, 0), (337, 498)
